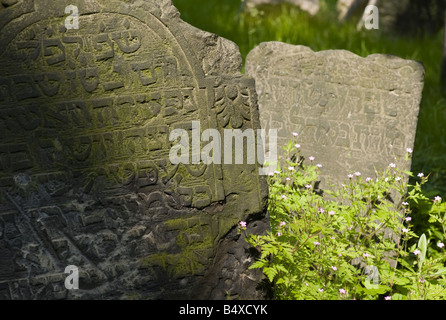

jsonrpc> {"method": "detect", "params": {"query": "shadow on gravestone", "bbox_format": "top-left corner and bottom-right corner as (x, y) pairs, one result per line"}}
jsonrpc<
(0, 0), (268, 300)
(246, 41), (424, 264)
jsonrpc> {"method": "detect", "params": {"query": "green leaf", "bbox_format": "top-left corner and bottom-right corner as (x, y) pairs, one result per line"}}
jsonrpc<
(361, 280), (390, 295)
(432, 229), (444, 241)
(264, 266), (278, 283)
(275, 264), (288, 274)
(393, 277), (411, 286)
(426, 268), (446, 277)
(249, 260), (266, 270)
(392, 293), (406, 300)
(418, 233), (427, 262)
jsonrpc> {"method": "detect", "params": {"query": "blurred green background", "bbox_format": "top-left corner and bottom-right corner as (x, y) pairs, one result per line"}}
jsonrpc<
(172, 0), (446, 196)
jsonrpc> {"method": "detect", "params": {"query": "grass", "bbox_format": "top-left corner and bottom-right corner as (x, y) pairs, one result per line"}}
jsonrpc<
(172, 0), (446, 194)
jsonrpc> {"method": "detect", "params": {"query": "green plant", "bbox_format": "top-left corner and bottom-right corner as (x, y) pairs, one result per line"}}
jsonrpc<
(244, 136), (446, 300)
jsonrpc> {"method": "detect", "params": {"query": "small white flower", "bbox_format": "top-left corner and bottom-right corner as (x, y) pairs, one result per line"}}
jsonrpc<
(395, 177), (401, 181)
(288, 166), (294, 171)
(354, 171), (361, 176)
(366, 177), (372, 182)
(316, 164), (322, 168)
(417, 173), (424, 178)
(348, 174), (354, 179)
(309, 156), (315, 161)
(438, 242), (445, 249)
(405, 216), (411, 221)
(406, 148), (413, 154)
(292, 132), (298, 137)
(295, 143), (301, 148)
(402, 228), (408, 233)
(402, 202), (409, 206)
(389, 163), (396, 168)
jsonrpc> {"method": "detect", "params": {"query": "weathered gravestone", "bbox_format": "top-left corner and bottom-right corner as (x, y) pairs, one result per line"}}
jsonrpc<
(242, 0), (319, 16)
(337, 0), (368, 22)
(246, 41), (424, 195)
(0, 0), (268, 299)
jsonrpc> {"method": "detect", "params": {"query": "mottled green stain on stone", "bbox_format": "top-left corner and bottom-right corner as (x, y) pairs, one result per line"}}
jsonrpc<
(141, 205), (245, 278)
(0, 0), (267, 299)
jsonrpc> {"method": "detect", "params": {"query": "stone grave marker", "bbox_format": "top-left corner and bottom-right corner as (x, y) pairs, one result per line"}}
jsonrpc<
(0, 0), (268, 299)
(246, 41), (424, 194)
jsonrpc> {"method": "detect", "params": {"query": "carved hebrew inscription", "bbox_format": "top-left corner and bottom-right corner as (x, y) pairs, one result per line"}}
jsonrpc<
(246, 42), (424, 187)
(0, 1), (266, 299)
(0, 12), (228, 206)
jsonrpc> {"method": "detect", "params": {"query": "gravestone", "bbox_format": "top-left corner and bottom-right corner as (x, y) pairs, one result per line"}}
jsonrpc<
(0, 0), (268, 299)
(242, 0), (319, 16)
(246, 42), (424, 194)
(337, 0), (368, 22)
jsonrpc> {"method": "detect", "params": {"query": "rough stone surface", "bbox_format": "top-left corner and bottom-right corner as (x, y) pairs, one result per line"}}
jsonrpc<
(336, 0), (368, 21)
(0, 0), (268, 299)
(246, 41), (424, 194)
(242, 0), (319, 16)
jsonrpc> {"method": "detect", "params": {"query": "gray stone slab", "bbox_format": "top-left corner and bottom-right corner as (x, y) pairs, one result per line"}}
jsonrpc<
(0, 0), (268, 299)
(246, 41), (424, 193)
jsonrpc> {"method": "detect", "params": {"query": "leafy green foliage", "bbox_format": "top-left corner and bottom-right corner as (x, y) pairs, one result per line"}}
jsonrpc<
(245, 137), (446, 300)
